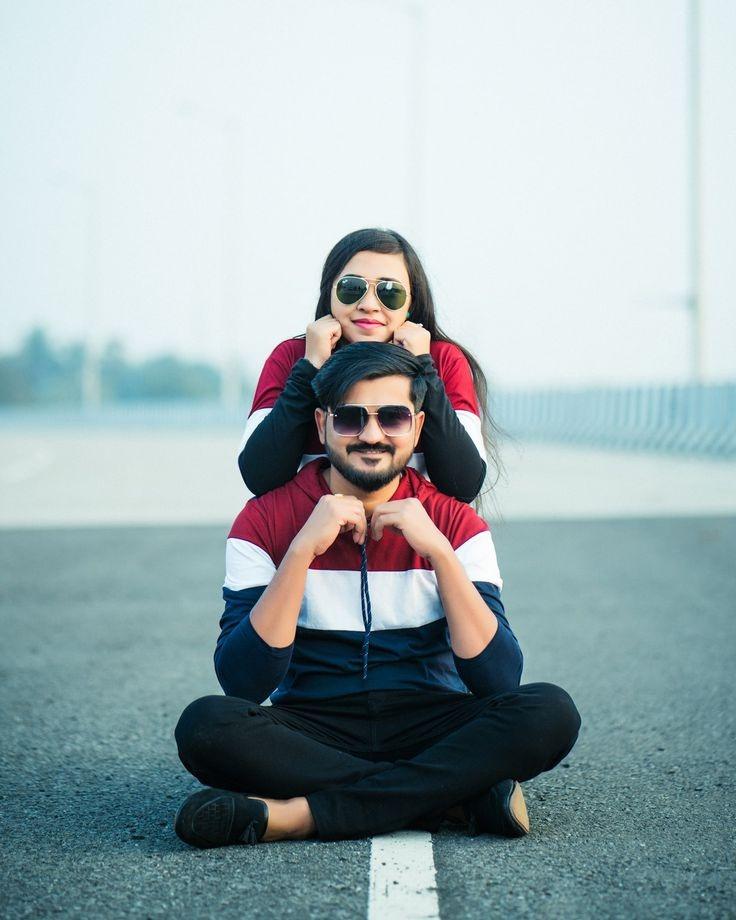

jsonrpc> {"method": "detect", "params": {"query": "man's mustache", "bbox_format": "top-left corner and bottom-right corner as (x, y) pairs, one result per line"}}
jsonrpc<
(347, 444), (396, 456)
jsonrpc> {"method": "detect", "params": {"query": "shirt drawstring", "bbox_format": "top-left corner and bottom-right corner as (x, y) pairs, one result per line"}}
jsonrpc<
(359, 541), (372, 679)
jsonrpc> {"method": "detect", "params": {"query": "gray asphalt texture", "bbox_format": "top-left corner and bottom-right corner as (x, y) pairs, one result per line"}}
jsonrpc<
(1, 516), (734, 919)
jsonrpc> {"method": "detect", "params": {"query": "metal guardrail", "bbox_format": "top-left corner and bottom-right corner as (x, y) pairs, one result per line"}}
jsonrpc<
(493, 382), (736, 458)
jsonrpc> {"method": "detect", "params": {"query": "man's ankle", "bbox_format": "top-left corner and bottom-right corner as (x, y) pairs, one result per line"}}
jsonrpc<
(261, 797), (315, 841)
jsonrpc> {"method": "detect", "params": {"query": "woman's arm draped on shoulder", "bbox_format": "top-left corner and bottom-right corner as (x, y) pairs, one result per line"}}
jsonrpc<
(238, 342), (319, 495)
(417, 349), (487, 503)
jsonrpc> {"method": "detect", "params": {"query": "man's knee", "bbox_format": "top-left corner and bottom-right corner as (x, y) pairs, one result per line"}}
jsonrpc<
(527, 681), (581, 757)
(175, 695), (223, 761)
(174, 694), (258, 763)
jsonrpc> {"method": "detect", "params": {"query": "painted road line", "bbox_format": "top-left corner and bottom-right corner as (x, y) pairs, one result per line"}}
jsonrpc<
(369, 831), (440, 920)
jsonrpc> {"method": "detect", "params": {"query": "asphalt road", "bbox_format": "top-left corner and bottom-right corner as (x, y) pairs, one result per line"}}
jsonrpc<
(1, 516), (734, 919)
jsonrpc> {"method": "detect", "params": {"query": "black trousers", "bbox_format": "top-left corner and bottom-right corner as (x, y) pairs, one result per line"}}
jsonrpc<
(175, 683), (580, 840)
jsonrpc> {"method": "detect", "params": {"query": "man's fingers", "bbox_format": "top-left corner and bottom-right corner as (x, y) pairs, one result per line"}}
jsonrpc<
(327, 495), (368, 544)
(337, 509), (368, 545)
(371, 510), (402, 542)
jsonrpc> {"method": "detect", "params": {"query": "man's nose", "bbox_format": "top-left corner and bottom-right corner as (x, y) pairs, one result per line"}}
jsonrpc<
(359, 414), (385, 443)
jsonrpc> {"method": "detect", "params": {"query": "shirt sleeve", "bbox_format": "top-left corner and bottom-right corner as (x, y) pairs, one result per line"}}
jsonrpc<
(449, 516), (521, 697)
(214, 505), (293, 701)
(237, 344), (319, 496)
(452, 582), (523, 697)
(417, 350), (487, 503)
(214, 586), (293, 703)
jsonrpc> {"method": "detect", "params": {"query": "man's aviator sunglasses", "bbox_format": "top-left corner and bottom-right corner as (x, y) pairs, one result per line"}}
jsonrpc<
(334, 275), (409, 311)
(329, 404), (415, 437)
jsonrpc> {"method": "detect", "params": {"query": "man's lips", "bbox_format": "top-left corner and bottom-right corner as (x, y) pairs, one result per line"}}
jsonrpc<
(347, 446), (394, 456)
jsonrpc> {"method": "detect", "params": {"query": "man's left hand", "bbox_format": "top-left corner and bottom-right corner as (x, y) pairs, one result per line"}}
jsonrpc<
(370, 498), (452, 563)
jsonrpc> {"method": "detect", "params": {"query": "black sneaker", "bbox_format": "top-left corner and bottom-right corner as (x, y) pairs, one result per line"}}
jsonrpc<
(465, 780), (529, 838)
(174, 789), (269, 849)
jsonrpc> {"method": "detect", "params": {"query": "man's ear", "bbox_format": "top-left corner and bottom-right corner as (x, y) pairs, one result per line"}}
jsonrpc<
(413, 410), (425, 448)
(315, 407), (327, 445)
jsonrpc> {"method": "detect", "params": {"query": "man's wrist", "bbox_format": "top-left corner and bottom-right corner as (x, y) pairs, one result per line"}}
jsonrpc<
(286, 537), (316, 566)
(426, 538), (455, 568)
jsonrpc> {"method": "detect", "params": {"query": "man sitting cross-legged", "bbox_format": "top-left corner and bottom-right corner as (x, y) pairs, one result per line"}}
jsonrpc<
(174, 342), (580, 846)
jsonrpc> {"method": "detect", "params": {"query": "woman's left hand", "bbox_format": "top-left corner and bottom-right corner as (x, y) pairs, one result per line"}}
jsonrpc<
(392, 321), (431, 356)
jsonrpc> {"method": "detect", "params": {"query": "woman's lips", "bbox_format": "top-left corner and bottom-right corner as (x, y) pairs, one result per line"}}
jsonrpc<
(353, 319), (385, 329)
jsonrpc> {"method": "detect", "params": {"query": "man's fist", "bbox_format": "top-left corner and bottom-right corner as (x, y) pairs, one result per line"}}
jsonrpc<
(291, 494), (368, 560)
(370, 498), (451, 564)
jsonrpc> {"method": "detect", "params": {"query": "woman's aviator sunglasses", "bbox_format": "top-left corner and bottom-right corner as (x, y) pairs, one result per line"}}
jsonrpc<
(329, 404), (415, 437)
(334, 275), (409, 311)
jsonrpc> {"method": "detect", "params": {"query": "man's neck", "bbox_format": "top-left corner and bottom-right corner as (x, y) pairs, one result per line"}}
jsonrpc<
(323, 466), (403, 518)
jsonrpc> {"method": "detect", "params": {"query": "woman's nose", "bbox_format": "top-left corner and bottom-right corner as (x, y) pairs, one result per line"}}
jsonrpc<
(358, 284), (382, 311)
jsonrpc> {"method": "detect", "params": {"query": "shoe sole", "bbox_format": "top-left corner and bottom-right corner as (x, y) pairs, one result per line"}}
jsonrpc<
(506, 781), (530, 837)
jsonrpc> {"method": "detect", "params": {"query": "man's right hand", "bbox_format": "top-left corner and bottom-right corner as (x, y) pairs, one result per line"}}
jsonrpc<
(305, 315), (342, 368)
(291, 494), (367, 559)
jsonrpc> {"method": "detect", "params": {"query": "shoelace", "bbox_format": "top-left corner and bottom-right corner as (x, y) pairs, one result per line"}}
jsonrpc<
(359, 541), (372, 679)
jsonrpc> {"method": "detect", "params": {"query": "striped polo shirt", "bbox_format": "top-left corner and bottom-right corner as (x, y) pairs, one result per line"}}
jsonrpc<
(215, 458), (522, 705)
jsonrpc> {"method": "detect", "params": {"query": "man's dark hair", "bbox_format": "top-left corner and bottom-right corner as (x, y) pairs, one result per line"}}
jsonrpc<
(312, 342), (428, 411)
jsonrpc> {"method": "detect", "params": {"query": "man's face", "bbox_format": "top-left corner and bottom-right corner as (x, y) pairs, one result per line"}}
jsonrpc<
(316, 375), (425, 492)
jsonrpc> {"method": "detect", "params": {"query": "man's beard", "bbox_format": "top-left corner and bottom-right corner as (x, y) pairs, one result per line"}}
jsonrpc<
(325, 441), (409, 492)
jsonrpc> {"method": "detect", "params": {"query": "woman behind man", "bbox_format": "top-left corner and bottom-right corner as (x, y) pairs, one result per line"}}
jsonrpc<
(238, 227), (501, 504)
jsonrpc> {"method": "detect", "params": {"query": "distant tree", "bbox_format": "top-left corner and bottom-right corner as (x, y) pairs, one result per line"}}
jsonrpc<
(100, 340), (127, 400)
(0, 354), (34, 403)
(0, 329), (232, 405)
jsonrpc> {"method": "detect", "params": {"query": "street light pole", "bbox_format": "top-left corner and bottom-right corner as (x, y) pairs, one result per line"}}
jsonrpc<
(53, 173), (103, 408)
(177, 103), (244, 412)
(687, 0), (704, 382)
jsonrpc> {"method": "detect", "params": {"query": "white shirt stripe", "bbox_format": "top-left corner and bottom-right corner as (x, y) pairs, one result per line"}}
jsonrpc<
(237, 406), (272, 454)
(455, 530), (503, 588)
(224, 530), (502, 628)
(225, 538), (276, 590)
(299, 569), (443, 632)
(456, 409), (486, 461)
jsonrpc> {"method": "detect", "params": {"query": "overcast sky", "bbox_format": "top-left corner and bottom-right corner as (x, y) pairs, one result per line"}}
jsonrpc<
(1, 0), (734, 388)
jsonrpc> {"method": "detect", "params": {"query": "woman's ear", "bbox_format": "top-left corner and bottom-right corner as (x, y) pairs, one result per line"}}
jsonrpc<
(315, 407), (327, 445)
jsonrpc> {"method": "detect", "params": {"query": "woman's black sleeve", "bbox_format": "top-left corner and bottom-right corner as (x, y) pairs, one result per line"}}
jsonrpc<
(417, 353), (487, 503)
(238, 359), (319, 496)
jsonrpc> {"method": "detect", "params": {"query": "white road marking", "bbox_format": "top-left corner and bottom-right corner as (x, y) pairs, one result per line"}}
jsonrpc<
(369, 831), (440, 920)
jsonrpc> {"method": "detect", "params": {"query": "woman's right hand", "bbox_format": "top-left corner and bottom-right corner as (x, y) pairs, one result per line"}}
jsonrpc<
(305, 315), (342, 368)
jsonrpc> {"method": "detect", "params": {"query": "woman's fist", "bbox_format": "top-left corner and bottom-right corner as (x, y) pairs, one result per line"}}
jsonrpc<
(305, 315), (342, 368)
(392, 321), (431, 356)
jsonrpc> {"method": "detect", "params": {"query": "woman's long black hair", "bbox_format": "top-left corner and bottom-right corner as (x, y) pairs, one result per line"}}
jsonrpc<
(313, 227), (505, 498)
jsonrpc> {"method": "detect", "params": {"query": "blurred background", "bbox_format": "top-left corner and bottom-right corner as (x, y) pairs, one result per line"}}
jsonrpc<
(1, 0), (735, 527)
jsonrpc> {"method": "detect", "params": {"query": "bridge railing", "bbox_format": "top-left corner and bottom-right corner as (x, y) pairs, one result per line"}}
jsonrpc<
(492, 382), (736, 457)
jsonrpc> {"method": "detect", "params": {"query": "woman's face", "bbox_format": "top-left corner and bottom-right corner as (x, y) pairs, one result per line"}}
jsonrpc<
(330, 250), (412, 344)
